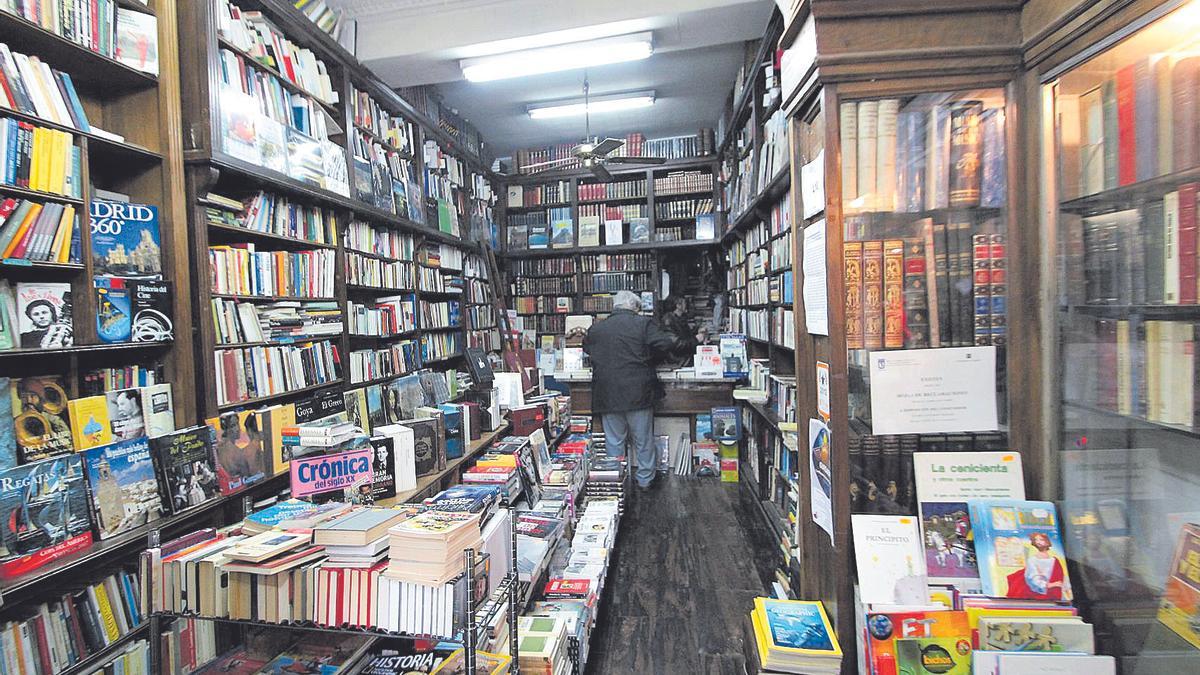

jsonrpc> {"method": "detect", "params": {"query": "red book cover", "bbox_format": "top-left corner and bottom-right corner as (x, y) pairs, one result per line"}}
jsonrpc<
(1180, 183), (1198, 304)
(180, 616), (196, 672)
(32, 614), (53, 674)
(544, 578), (591, 599)
(1116, 64), (1138, 186)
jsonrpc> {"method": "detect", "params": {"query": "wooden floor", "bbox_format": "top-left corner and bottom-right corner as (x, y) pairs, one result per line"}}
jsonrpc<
(585, 475), (778, 674)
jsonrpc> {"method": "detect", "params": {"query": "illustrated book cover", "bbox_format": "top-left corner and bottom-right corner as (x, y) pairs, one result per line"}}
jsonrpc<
(150, 425), (220, 515)
(206, 410), (268, 494)
(969, 499), (1073, 602)
(82, 437), (161, 539)
(89, 200), (161, 277)
(10, 375), (73, 461)
(0, 454), (92, 579)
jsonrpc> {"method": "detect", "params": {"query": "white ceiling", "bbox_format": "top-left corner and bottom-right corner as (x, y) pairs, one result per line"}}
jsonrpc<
(330, 0), (776, 156)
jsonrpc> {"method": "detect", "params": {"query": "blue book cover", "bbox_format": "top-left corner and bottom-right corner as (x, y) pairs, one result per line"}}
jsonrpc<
(756, 598), (841, 655)
(425, 484), (501, 513)
(980, 108), (1007, 209)
(89, 200), (161, 277)
(0, 454), (93, 577)
(439, 403), (464, 459)
(695, 413), (713, 442)
(0, 377), (15, 471)
(95, 277), (131, 343)
(244, 499), (341, 530)
(710, 406), (740, 440)
(83, 437), (161, 539)
(968, 499), (1073, 603)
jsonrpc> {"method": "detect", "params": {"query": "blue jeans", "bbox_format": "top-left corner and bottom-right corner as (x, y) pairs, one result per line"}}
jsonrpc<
(602, 408), (655, 487)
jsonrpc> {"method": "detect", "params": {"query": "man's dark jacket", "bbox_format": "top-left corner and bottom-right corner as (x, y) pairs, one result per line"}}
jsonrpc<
(583, 308), (677, 414)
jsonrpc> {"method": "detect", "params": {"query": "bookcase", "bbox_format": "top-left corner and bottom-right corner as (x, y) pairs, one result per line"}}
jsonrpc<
(175, 0), (507, 422)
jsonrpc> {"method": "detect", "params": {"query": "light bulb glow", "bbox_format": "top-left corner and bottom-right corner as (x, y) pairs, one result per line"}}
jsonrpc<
(461, 32), (653, 82)
(527, 94), (655, 119)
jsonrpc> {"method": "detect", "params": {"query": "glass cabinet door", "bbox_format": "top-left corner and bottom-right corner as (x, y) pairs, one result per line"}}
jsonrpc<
(1046, 3), (1200, 670)
(841, 88), (1010, 518)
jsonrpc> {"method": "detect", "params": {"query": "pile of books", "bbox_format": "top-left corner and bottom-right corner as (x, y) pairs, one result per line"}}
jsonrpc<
(384, 510), (483, 585)
(517, 615), (571, 675)
(749, 598), (842, 674)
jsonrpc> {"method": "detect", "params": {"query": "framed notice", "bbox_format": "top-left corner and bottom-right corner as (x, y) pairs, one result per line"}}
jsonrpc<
(868, 346), (998, 435)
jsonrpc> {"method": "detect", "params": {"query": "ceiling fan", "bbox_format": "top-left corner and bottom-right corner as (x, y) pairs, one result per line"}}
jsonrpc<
(522, 77), (666, 181)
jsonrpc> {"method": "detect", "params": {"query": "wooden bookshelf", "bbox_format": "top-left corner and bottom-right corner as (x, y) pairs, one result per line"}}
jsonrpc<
(175, 0), (510, 420)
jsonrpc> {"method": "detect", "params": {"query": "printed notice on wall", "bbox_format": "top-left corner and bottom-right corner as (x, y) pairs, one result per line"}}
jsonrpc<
(869, 346), (998, 435)
(802, 220), (828, 335)
(800, 149), (825, 219)
(809, 418), (834, 544)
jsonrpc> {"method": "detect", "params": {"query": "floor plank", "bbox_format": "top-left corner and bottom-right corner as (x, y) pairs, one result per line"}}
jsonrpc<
(584, 475), (776, 674)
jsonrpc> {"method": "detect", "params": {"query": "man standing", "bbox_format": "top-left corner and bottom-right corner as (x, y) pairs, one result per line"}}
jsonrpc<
(581, 291), (678, 490)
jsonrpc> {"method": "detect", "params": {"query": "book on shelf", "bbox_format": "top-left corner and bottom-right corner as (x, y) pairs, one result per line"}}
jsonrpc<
(10, 375), (73, 461)
(82, 437), (161, 539)
(151, 425), (222, 516)
(0, 198), (79, 264)
(205, 409), (269, 494)
(0, 453), (93, 579)
(0, 43), (92, 132)
(969, 499), (1073, 602)
(113, 8), (158, 75)
(11, 281), (71, 349)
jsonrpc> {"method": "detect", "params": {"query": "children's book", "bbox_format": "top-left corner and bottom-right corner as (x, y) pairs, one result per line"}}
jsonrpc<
(894, 637), (972, 675)
(969, 499), (1073, 602)
(865, 610), (970, 675)
(852, 514), (929, 606)
(1158, 522), (1200, 649)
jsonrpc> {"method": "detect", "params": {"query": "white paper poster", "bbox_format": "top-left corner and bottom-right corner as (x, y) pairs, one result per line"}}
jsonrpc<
(809, 418), (834, 544)
(868, 346), (998, 435)
(802, 220), (829, 335)
(800, 149), (826, 219)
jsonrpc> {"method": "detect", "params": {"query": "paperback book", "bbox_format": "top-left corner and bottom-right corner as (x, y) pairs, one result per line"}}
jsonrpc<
(82, 437), (161, 538)
(10, 375), (73, 461)
(16, 282), (72, 349)
(851, 514), (928, 606)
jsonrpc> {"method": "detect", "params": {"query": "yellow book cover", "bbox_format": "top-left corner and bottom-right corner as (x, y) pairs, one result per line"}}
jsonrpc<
(54, 204), (75, 262)
(475, 454), (517, 468)
(47, 202), (71, 261)
(1, 201), (43, 258)
(48, 129), (68, 194)
(28, 126), (46, 192)
(93, 582), (122, 642)
(68, 395), (113, 450)
(753, 597), (842, 656)
(256, 403), (296, 475)
(751, 607), (771, 664)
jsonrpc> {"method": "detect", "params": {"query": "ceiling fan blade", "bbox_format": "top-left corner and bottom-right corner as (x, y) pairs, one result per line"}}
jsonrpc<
(590, 162), (614, 182)
(522, 157), (580, 170)
(606, 156), (668, 165)
(591, 137), (625, 157)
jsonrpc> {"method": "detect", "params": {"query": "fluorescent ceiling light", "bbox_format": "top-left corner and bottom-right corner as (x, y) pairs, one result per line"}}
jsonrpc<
(461, 32), (652, 82)
(527, 91), (656, 120)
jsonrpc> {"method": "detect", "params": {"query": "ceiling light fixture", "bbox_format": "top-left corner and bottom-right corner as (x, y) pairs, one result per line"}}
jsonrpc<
(461, 32), (653, 83)
(527, 91), (656, 120)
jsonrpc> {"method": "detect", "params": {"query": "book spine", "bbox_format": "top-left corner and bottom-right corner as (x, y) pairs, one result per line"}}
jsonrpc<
(1117, 319), (1132, 415)
(845, 241), (864, 349)
(863, 240), (884, 349)
(1165, 191), (1181, 305)
(948, 101), (983, 207)
(902, 111), (927, 212)
(989, 234), (1007, 346)
(1144, 201), (1166, 303)
(1116, 64), (1137, 186)
(1146, 320), (1161, 420)
(840, 102), (858, 202)
(980, 108), (1006, 208)
(1096, 318), (1118, 410)
(883, 239), (904, 348)
(954, 221), (975, 345)
(1135, 57), (1158, 182)
(1173, 57), (1198, 173)
(1180, 183), (1198, 305)
(857, 101), (879, 211)
(1103, 79), (1120, 190)
(875, 99), (899, 212)
(1081, 89), (1105, 195)
(973, 234), (992, 346)
(903, 238), (930, 348)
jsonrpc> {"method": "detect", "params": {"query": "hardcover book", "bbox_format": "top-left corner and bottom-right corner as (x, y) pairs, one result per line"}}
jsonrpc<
(578, 215), (600, 247)
(551, 219), (574, 248)
(629, 218), (650, 243)
(978, 617), (1094, 653)
(82, 437), (161, 539)
(399, 417), (441, 478)
(130, 278), (172, 341)
(67, 395), (112, 451)
(114, 8), (159, 75)
(528, 224), (549, 249)
(94, 277), (131, 343)
(0, 454), (92, 579)
(150, 426), (220, 515)
(89, 200), (161, 278)
(969, 499), (1073, 602)
(368, 434), (398, 501)
(710, 406), (741, 440)
(206, 410), (268, 494)
(851, 514), (928, 607)
(10, 375), (73, 461)
(140, 383), (175, 438)
(894, 637), (972, 675)
(0, 378), (13, 471)
(106, 388), (146, 441)
(16, 282), (72, 348)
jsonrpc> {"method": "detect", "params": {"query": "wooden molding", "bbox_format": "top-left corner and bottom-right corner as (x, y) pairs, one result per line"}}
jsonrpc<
(813, 0), (1023, 19)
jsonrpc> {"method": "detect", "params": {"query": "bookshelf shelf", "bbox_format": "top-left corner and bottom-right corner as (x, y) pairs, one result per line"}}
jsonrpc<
(351, 373), (407, 388)
(352, 123), (413, 159)
(349, 330), (420, 340)
(0, 471), (289, 604)
(116, 0), (157, 14)
(206, 221), (339, 250)
(216, 37), (339, 115)
(422, 352), (464, 365)
(0, 107), (164, 165)
(0, 340), (172, 358)
(1059, 165), (1200, 215)
(216, 378), (345, 411)
(346, 283), (418, 294)
(1064, 303), (1200, 318)
(344, 248), (405, 262)
(722, 164), (792, 242)
(506, 239), (718, 258)
(210, 293), (338, 302)
(1064, 400), (1200, 442)
(508, 202), (570, 212)
(656, 189), (716, 200)
(215, 336), (340, 349)
(0, 10), (159, 92)
(422, 325), (464, 332)
(579, 195), (646, 205)
(201, 152), (359, 212)
(507, 156), (717, 183)
(0, 183), (85, 205)
(0, 259), (86, 273)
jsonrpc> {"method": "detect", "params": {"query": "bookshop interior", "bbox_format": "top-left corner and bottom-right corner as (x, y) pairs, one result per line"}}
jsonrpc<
(5, 0), (1200, 673)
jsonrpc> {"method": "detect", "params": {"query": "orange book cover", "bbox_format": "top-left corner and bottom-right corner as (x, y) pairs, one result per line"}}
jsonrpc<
(863, 240), (885, 349)
(844, 242), (864, 349)
(883, 239), (905, 348)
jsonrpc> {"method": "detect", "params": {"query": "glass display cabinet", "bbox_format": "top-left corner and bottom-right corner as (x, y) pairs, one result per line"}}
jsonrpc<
(1044, 2), (1200, 670)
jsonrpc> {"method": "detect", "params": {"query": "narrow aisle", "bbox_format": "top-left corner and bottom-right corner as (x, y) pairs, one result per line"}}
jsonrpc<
(586, 476), (779, 674)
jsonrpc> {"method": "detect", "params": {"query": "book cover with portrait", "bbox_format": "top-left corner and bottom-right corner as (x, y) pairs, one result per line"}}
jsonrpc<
(206, 410), (267, 494)
(16, 282), (72, 349)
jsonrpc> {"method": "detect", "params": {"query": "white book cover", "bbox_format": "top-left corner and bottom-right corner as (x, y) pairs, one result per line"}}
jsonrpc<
(972, 652), (1114, 675)
(694, 345), (723, 378)
(914, 451), (1024, 592)
(856, 100), (879, 211)
(604, 219), (623, 246)
(850, 514), (928, 607)
(839, 102), (858, 201)
(375, 423), (416, 491)
(875, 98), (899, 211)
(1164, 190), (1180, 304)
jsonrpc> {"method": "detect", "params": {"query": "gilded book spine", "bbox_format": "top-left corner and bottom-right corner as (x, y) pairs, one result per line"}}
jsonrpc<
(948, 101), (983, 208)
(863, 240), (884, 349)
(844, 242), (864, 349)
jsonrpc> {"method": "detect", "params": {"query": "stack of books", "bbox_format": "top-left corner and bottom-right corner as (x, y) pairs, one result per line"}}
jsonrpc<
(517, 615), (571, 675)
(384, 511), (483, 585)
(749, 598), (842, 674)
(241, 498), (354, 535)
(313, 507), (410, 567)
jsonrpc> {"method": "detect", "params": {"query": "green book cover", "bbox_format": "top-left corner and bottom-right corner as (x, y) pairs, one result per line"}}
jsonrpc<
(895, 637), (972, 675)
(437, 199), (454, 234)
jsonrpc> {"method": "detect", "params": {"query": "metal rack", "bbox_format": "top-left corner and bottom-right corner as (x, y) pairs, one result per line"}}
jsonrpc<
(142, 502), (523, 673)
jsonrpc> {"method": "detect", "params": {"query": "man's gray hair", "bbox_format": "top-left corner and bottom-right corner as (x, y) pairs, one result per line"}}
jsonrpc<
(612, 290), (641, 311)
